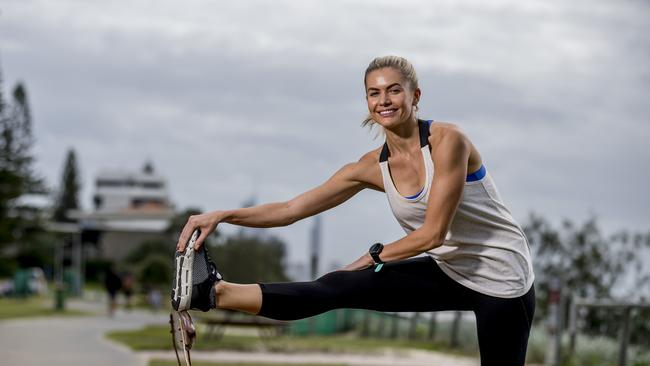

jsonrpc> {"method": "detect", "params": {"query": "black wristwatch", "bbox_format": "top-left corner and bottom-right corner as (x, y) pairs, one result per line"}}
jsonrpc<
(369, 243), (384, 265)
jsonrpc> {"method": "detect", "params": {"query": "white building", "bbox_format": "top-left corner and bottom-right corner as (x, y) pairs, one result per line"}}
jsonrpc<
(93, 162), (172, 213)
(78, 162), (176, 261)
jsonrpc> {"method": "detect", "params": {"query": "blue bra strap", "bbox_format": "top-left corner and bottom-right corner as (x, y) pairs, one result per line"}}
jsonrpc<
(466, 165), (487, 182)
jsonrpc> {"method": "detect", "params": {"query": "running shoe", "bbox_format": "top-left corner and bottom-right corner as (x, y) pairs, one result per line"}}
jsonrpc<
(171, 229), (223, 312)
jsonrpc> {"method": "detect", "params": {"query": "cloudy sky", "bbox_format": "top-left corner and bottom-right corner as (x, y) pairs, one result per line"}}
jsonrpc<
(1, 0), (648, 271)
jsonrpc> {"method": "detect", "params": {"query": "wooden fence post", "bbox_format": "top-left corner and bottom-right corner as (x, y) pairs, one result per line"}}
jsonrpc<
(390, 313), (399, 339)
(450, 311), (462, 348)
(361, 311), (371, 337)
(618, 306), (632, 366)
(568, 297), (578, 359)
(377, 312), (386, 337)
(428, 313), (437, 341)
(409, 312), (420, 340)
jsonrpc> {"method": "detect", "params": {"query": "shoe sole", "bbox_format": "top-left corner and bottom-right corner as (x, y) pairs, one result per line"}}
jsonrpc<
(170, 310), (195, 365)
(171, 230), (200, 311)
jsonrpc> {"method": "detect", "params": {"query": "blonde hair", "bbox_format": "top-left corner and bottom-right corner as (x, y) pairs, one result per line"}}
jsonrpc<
(362, 56), (419, 129)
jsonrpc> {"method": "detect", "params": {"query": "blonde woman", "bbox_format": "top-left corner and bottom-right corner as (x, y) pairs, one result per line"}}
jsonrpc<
(172, 56), (536, 366)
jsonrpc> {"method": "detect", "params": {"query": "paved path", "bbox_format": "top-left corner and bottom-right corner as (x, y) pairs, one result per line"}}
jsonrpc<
(0, 299), (166, 366)
(141, 349), (479, 366)
(0, 298), (483, 366)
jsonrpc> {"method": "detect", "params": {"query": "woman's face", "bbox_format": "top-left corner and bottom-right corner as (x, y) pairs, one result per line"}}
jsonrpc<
(365, 67), (420, 129)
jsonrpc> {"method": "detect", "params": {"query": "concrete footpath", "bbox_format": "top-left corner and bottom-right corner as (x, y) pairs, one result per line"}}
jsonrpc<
(0, 299), (165, 366)
(142, 349), (478, 366)
(0, 298), (480, 366)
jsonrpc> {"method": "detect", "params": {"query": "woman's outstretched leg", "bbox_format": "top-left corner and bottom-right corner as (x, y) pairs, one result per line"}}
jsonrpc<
(214, 281), (263, 314)
(215, 256), (472, 321)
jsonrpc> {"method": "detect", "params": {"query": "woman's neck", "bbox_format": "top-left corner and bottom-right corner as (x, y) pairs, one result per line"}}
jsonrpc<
(384, 117), (420, 155)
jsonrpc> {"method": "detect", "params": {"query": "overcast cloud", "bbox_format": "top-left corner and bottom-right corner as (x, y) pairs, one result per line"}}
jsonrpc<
(1, 0), (648, 271)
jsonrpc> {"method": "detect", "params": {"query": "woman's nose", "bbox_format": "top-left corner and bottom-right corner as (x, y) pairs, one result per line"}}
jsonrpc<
(381, 93), (391, 105)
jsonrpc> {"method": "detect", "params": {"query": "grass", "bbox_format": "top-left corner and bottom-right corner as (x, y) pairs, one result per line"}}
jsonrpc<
(0, 296), (88, 321)
(149, 361), (345, 366)
(107, 324), (476, 356)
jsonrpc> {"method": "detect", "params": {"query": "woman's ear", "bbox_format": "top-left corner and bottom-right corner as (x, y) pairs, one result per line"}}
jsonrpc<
(413, 87), (421, 106)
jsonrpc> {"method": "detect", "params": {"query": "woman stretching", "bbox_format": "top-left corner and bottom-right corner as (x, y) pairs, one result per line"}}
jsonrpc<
(172, 55), (535, 366)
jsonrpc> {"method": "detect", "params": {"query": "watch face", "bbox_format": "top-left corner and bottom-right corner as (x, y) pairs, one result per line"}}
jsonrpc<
(370, 243), (383, 254)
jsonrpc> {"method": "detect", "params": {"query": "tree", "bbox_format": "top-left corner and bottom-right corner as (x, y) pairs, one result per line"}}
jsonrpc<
(0, 66), (44, 274)
(53, 148), (81, 222)
(524, 213), (650, 341)
(211, 232), (290, 283)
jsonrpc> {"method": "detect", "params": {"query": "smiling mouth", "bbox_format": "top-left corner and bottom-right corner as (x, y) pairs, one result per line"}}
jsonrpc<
(379, 109), (397, 117)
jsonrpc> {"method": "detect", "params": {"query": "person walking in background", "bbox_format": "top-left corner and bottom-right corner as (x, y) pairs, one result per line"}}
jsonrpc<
(121, 271), (135, 310)
(104, 264), (121, 317)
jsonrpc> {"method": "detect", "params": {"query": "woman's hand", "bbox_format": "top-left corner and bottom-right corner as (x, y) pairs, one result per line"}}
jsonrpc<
(176, 211), (223, 252)
(342, 253), (374, 271)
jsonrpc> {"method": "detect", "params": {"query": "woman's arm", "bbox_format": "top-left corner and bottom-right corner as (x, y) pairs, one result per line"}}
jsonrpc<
(177, 151), (382, 251)
(344, 125), (471, 270)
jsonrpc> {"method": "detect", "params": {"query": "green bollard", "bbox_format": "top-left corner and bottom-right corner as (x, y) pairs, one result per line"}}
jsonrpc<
(54, 283), (66, 311)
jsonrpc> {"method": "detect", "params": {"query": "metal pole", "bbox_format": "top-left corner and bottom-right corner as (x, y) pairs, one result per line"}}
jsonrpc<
(308, 216), (321, 335)
(72, 231), (83, 296)
(54, 239), (65, 310)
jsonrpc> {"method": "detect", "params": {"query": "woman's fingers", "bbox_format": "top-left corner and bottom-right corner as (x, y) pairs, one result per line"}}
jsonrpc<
(176, 214), (217, 251)
(176, 216), (198, 251)
(195, 229), (211, 250)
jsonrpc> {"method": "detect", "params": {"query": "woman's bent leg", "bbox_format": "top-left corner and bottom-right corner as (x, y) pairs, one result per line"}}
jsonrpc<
(474, 285), (536, 366)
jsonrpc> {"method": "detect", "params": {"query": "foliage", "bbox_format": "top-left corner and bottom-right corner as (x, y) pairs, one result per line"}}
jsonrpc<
(124, 239), (175, 265)
(123, 239), (173, 288)
(166, 207), (204, 238)
(524, 213), (650, 343)
(138, 255), (172, 287)
(211, 233), (290, 283)
(52, 148), (81, 222)
(0, 66), (46, 271)
(84, 258), (113, 283)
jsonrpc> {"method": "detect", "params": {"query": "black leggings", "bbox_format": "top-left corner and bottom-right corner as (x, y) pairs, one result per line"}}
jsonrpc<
(258, 256), (535, 366)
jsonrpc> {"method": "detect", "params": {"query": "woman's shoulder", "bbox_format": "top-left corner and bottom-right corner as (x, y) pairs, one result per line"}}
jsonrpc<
(428, 120), (470, 146)
(428, 120), (462, 134)
(340, 147), (383, 189)
(358, 147), (382, 164)
(427, 120), (482, 168)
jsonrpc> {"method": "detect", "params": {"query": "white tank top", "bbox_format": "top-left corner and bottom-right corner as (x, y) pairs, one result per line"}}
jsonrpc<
(379, 120), (535, 298)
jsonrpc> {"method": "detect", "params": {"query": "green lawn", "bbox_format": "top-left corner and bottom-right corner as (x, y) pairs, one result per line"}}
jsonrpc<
(0, 296), (88, 321)
(107, 324), (474, 356)
(149, 361), (344, 366)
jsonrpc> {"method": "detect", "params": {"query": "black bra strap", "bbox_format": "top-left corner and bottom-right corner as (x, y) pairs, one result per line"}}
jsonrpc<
(379, 120), (432, 162)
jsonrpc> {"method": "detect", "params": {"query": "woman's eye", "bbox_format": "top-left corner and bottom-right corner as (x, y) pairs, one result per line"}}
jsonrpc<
(390, 89), (401, 94)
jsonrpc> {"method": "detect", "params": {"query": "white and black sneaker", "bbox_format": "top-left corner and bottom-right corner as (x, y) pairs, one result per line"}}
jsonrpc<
(171, 230), (223, 312)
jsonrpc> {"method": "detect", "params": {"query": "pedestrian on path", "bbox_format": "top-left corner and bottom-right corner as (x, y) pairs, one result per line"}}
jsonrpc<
(104, 264), (121, 317)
